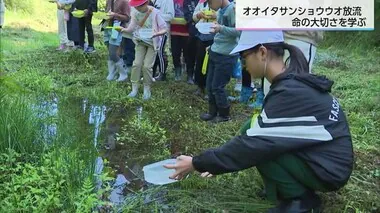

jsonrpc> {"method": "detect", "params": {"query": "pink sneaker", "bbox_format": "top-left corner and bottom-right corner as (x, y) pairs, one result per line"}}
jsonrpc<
(56, 44), (66, 51)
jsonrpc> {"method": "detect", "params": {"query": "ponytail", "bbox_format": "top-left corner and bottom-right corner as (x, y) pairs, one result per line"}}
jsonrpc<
(249, 42), (309, 74)
(282, 43), (309, 74)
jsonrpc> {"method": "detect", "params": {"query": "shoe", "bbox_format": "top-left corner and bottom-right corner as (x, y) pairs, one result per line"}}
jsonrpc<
(115, 59), (129, 82)
(234, 82), (242, 92)
(143, 85), (151, 100)
(56, 44), (66, 51)
(194, 88), (205, 97)
(106, 60), (117, 81)
(154, 72), (166, 81)
(128, 83), (139, 98)
(227, 96), (239, 102)
(200, 104), (217, 121)
(213, 106), (231, 123)
(248, 88), (264, 109)
(239, 86), (253, 104)
(73, 45), (84, 51)
(84, 46), (96, 54)
(187, 67), (194, 84)
(174, 67), (182, 82)
(267, 191), (322, 213)
(187, 76), (195, 85)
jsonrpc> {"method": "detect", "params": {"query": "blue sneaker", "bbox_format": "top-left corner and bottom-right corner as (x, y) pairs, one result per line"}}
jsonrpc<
(248, 88), (264, 109)
(84, 46), (96, 54)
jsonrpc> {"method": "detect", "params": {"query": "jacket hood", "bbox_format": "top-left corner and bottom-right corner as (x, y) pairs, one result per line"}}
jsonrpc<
(272, 72), (334, 93)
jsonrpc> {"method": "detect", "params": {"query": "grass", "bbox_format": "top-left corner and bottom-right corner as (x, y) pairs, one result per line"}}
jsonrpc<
(1, 1), (380, 212)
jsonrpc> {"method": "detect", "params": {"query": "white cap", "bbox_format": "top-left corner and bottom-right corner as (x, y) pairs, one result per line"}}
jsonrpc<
(230, 30), (284, 55)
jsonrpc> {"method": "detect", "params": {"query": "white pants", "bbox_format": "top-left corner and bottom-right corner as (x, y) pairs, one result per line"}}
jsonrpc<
(263, 39), (317, 96)
(57, 9), (71, 45)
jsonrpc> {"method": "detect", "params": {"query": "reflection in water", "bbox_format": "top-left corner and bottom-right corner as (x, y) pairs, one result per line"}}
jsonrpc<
(88, 105), (106, 147)
(137, 106), (143, 126)
(35, 96), (59, 143)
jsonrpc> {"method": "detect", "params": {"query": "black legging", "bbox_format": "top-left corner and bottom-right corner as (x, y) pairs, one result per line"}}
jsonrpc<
(194, 38), (213, 89)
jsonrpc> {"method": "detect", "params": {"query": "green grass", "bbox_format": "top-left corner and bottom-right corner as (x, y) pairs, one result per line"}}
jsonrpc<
(1, 1), (380, 212)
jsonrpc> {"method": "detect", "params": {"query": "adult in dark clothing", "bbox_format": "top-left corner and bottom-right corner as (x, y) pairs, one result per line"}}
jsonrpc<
(164, 30), (353, 213)
(73, 0), (98, 53)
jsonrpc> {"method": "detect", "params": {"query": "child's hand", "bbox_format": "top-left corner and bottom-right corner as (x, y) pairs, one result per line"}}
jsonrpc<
(119, 27), (126, 32)
(196, 11), (206, 20)
(210, 23), (222, 34)
(107, 11), (115, 18)
(207, 11), (217, 19)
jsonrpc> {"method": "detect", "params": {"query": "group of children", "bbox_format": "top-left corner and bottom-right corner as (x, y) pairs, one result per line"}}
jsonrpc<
(55, 0), (323, 123)
(55, 0), (97, 53)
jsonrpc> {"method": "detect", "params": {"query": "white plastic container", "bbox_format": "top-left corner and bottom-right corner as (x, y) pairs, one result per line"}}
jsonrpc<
(142, 159), (178, 185)
(196, 22), (214, 34)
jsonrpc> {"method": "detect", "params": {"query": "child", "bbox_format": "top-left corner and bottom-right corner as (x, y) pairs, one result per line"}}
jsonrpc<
(191, 0), (216, 98)
(73, 0), (98, 53)
(170, 0), (190, 82)
(56, 0), (76, 51)
(262, 31), (324, 96)
(199, 0), (240, 123)
(104, 0), (131, 82)
(183, 0), (200, 85)
(121, 0), (167, 100)
(150, 0), (174, 81)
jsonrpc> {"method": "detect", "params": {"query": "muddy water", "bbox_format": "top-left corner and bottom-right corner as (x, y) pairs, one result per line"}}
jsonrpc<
(33, 94), (167, 208)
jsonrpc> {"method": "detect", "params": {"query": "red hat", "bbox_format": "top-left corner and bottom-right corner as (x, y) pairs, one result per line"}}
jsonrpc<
(129, 0), (148, 7)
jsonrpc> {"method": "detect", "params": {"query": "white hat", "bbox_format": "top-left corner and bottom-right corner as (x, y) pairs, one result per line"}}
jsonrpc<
(230, 30), (284, 55)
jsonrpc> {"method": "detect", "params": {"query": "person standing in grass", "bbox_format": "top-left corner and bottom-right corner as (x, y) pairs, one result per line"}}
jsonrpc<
(120, 0), (167, 100)
(183, 0), (200, 85)
(191, 0), (216, 99)
(199, 0), (241, 123)
(104, 0), (131, 82)
(150, 0), (174, 81)
(73, 0), (98, 53)
(165, 30), (353, 213)
(170, 0), (191, 82)
(55, 0), (76, 51)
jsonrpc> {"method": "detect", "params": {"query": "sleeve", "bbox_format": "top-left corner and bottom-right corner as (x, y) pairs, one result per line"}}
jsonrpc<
(161, 0), (174, 22)
(123, 12), (138, 33)
(192, 87), (334, 175)
(88, 0), (97, 12)
(156, 11), (168, 31)
(192, 3), (202, 22)
(219, 7), (240, 37)
(183, 0), (194, 24)
(114, 1), (131, 22)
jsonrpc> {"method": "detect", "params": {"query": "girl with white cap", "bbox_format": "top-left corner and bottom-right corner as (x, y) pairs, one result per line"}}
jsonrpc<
(164, 30), (353, 213)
